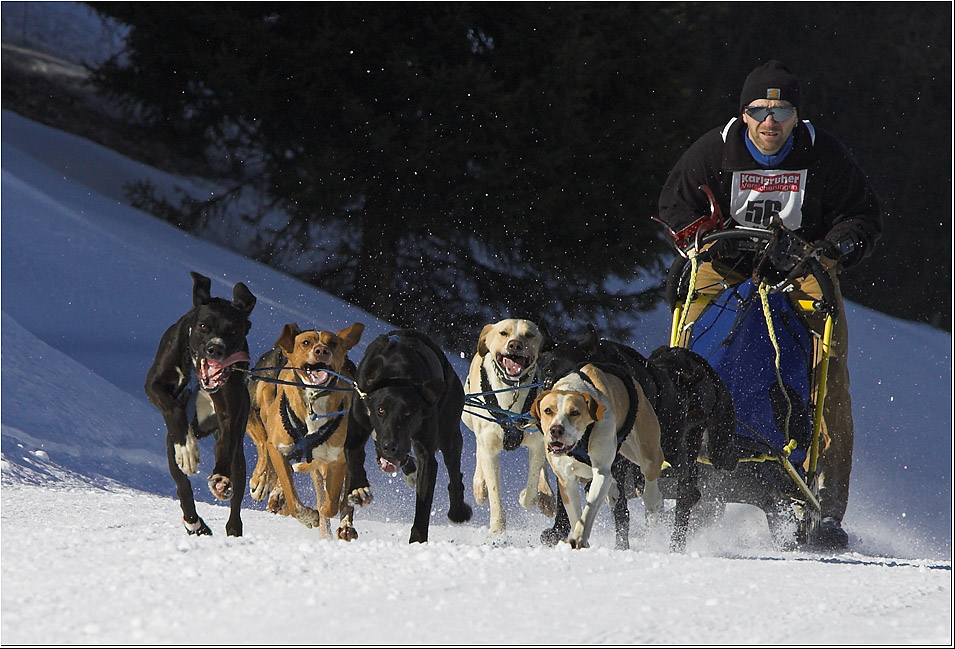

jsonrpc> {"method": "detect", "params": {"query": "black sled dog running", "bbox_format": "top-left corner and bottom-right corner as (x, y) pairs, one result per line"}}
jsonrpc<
(145, 271), (256, 536)
(345, 329), (473, 543)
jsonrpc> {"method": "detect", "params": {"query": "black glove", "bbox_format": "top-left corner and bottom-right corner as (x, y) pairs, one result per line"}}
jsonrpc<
(820, 233), (859, 263)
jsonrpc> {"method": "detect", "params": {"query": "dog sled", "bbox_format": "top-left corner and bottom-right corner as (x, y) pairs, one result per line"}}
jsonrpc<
(662, 208), (839, 550)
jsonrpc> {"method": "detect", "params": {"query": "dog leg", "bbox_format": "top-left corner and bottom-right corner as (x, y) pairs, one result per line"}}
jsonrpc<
(570, 466), (613, 550)
(642, 478), (664, 523)
(175, 431), (200, 475)
(535, 466), (557, 518)
(344, 421), (374, 508)
(476, 434), (506, 533)
(319, 458), (347, 521)
(225, 437), (246, 537)
(410, 447), (439, 543)
(246, 410), (275, 501)
(556, 473), (583, 545)
(519, 434), (548, 512)
(472, 442), (488, 505)
(309, 467), (333, 539)
(610, 457), (631, 550)
(438, 420), (473, 526)
(266, 442), (320, 529)
(165, 431), (209, 535)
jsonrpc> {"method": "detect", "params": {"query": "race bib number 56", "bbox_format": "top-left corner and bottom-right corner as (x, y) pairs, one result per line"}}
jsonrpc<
(730, 169), (807, 230)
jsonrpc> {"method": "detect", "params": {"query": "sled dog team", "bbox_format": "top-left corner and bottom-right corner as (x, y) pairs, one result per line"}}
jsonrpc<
(146, 272), (735, 550)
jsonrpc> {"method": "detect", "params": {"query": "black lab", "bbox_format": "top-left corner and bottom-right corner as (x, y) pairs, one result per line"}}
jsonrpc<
(345, 329), (472, 543)
(145, 271), (256, 536)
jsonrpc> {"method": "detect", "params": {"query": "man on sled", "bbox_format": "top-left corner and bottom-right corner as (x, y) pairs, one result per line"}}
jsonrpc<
(656, 60), (882, 549)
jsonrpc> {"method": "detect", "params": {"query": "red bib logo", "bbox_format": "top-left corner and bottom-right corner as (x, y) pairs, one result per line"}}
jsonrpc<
(739, 172), (802, 193)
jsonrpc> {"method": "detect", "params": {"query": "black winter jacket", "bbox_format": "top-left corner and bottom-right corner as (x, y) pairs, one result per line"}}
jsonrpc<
(657, 118), (882, 269)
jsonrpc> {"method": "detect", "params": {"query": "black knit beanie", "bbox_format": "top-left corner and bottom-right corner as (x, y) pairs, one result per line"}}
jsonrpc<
(740, 60), (802, 112)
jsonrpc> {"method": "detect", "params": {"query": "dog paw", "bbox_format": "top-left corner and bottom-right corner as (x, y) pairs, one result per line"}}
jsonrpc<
(540, 526), (565, 547)
(267, 488), (290, 515)
(337, 524), (359, 542)
(208, 474), (233, 500)
(448, 501), (473, 524)
(567, 537), (590, 550)
(183, 517), (212, 536)
(174, 434), (200, 475)
(295, 507), (321, 529)
(249, 468), (275, 501)
(519, 488), (539, 510)
(402, 469), (417, 489)
(537, 493), (557, 518)
(473, 481), (488, 505)
(347, 487), (373, 507)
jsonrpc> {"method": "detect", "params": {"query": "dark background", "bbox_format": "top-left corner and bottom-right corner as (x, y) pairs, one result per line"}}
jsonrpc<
(7, 2), (952, 345)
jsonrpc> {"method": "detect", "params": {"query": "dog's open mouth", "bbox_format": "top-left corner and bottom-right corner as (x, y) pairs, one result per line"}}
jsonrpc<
(547, 441), (573, 455)
(495, 353), (533, 380)
(298, 362), (335, 387)
(196, 352), (250, 392)
(377, 454), (410, 475)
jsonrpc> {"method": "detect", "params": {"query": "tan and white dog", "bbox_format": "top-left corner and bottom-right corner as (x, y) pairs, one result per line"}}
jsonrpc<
(462, 318), (555, 535)
(246, 322), (364, 539)
(531, 363), (665, 549)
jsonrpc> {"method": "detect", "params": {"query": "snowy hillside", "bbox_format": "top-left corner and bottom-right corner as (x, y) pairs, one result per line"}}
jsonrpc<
(1, 3), (952, 644)
(2, 106), (951, 646)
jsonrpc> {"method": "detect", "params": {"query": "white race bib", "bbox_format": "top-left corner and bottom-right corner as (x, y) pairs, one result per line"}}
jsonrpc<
(730, 169), (807, 230)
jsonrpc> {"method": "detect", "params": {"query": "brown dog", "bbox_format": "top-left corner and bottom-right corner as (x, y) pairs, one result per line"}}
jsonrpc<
(246, 322), (364, 539)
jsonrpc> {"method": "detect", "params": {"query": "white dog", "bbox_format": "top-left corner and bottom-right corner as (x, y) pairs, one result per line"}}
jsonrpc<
(531, 363), (665, 549)
(462, 318), (555, 535)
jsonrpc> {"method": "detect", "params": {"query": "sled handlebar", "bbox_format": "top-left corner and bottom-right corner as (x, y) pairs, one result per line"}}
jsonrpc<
(665, 227), (839, 320)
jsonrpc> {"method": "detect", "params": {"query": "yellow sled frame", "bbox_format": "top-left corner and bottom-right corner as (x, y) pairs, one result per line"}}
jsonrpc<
(668, 246), (837, 515)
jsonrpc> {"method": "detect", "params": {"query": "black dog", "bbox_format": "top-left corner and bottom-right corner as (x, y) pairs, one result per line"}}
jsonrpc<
(536, 325), (733, 551)
(145, 271), (256, 536)
(345, 329), (473, 543)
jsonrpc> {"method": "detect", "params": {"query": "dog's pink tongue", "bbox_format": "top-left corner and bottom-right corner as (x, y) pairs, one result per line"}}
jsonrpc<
(503, 356), (524, 376)
(378, 457), (399, 474)
(310, 370), (331, 385)
(207, 352), (251, 371)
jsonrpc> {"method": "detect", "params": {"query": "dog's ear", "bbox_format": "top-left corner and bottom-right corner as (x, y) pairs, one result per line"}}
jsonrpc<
(191, 272), (212, 307)
(232, 282), (256, 316)
(582, 393), (606, 422)
(535, 320), (553, 353)
(275, 323), (302, 354)
(579, 323), (599, 354)
(360, 355), (385, 390)
(337, 323), (365, 351)
(530, 391), (549, 424)
(419, 378), (446, 407)
(476, 323), (495, 357)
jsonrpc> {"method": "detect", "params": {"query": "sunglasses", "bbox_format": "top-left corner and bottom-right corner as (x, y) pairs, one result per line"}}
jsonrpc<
(744, 105), (797, 122)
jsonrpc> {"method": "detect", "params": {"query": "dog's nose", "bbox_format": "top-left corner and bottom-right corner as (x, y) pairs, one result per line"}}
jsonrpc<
(548, 424), (563, 439)
(205, 340), (226, 359)
(379, 438), (400, 457)
(507, 340), (524, 354)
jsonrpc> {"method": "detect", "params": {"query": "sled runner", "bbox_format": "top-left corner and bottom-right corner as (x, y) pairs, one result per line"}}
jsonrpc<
(664, 220), (838, 549)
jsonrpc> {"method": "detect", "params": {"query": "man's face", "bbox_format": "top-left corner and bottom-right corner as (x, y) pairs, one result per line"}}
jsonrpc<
(742, 99), (798, 156)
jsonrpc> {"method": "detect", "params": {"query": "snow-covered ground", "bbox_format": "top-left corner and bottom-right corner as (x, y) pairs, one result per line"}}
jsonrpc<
(2, 3), (952, 645)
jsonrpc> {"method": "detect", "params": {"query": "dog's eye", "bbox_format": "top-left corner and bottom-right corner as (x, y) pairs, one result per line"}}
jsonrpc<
(377, 407), (386, 416)
(301, 339), (311, 347)
(543, 407), (554, 416)
(569, 409), (581, 418)
(198, 323), (209, 332)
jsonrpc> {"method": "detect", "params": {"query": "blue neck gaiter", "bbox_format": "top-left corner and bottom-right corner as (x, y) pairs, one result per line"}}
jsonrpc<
(743, 127), (795, 168)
